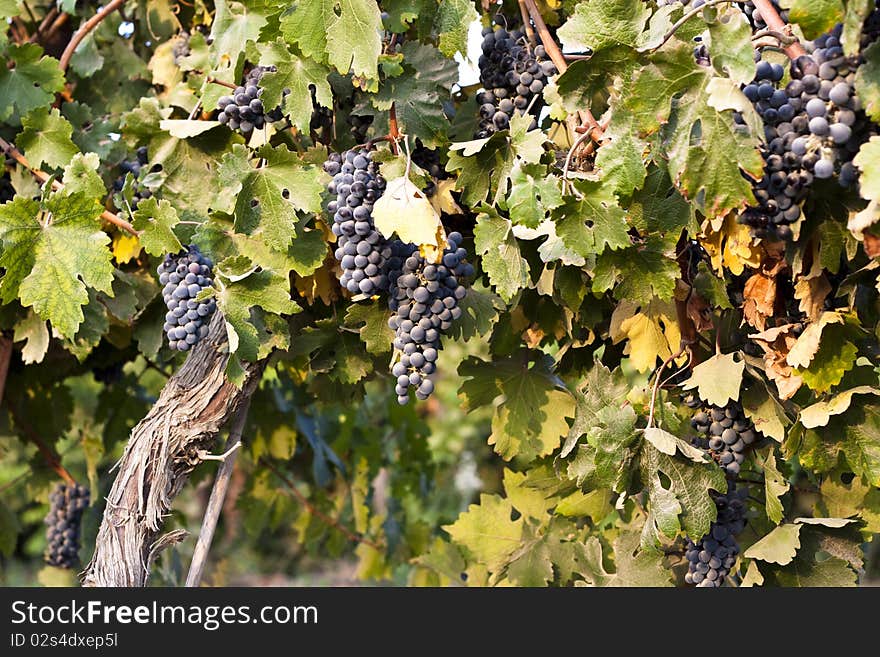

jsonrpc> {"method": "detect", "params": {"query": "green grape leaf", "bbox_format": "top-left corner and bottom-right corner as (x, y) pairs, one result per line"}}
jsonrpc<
(512, 220), (586, 267)
(218, 144), (324, 251)
(642, 445), (727, 543)
(459, 354), (576, 462)
(281, 0), (381, 81)
(446, 287), (503, 342)
(506, 164), (563, 229)
(216, 269), (299, 362)
(373, 42), (458, 146)
(0, 501), (20, 558)
(592, 235), (680, 301)
(593, 130), (648, 197)
(620, 41), (763, 218)
(443, 494), (524, 574)
(554, 179), (631, 257)
(251, 39), (333, 133)
(473, 207), (530, 303)
(681, 351), (745, 406)
(61, 153), (105, 199)
(209, 0), (271, 62)
(557, 0), (651, 54)
(16, 107), (79, 170)
(578, 532), (673, 587)
(0, 44), (65, 122)
(706, 8), (757, 85)
(795, 339), (858, 394)
(856, 43), (880, 123)
(562, 359), (631, 457)
(741, 383), (789, 442)
(506, 525), (554, 587)
(344, 302), (394, 355)
(774, 556), (857, 587)
(437, 0), (478, 57)
(0, 193), (113, 338)
(744, 524), (802, 565)
(693, 262), (733, 310)
(132, 198), (183, 257)
(788, 0), (845, 40)
(755, 447), (789, 524)
(503, 469), (556, 522)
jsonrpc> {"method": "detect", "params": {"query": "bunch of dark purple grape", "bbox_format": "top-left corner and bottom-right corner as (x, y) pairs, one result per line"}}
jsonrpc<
(475, 25), (556, 138)
(158, 245), (216, 352)
(686, 395), (761, 476)
(44, 482), (90, 569)
(787, 25), (872, 187)
(684, 483), (748, 587)
(387, 232), (472, 404)
(323, 149), (391, 295)
(217, 66), (287, 138)
(112, 147), (153, 211)
(411, 141), (448, 197)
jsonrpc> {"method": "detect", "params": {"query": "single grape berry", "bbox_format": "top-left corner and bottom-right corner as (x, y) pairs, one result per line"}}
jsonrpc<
(44, 482), (90, 569)
(158, 245), (216, 352)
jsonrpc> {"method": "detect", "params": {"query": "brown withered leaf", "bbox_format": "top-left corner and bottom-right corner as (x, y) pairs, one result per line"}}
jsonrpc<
(742, 256), (787, 330)
(749, 324), (803, 400)
(794, 275), (831, 322)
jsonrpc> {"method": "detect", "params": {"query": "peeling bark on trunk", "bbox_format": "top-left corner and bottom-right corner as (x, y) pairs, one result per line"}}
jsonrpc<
(82, 313), (264, 587)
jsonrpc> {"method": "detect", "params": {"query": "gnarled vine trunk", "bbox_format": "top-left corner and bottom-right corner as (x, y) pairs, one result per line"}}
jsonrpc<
(82, 313), (264, 587)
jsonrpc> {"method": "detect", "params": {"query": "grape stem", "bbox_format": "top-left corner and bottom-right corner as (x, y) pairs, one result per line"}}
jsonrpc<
(33, 6), (59, 39)
(521, 0), (604, 143)
(8, 403), (77, 486)
(185, 398), (251, 587)
(517, 0), (536, 46)
(751, 0), (807, 59)
(261, 457), (384, 551)
(389, 103), (401, 155)
(205, 76), (238, 91)
(0, 137), (140, 237)
(59, 0), (126, 72)
(655, 0), (738, 51)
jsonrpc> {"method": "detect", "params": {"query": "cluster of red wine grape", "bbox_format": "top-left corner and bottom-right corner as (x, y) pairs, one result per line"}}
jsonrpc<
(475, 25), (556, 138)
(158, 245), (216, 351)
(324, 149), (391, 295)
(112, 147), (153, 211)
(686, 395), (762, 476)
(387, 233), (473, 404)
(684, 483), (748, 587)
(217, 66), (287, 137)
(322, 145), (473, 402)
(44, 482), (90, 569)
(738, 18), (877, 239)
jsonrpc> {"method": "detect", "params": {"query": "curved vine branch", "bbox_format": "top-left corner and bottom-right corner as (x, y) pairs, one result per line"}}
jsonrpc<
(7, 403), (76, 485)
(0, 136), (139, 237)
(59, 0), (126, 72)
(261, 458), (384, 551)
(521, 0), (604, 142)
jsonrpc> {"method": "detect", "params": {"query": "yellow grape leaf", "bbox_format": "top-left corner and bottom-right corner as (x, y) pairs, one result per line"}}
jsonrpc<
(801, 386), (880, 429)
(372, 176), (443, 248)
(609, 299), (681, 373)
(112, 232), (141, 264)
(429, 178), (464, 216)
(699, 213), (761, 276)
(786, 311), (844, 369)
